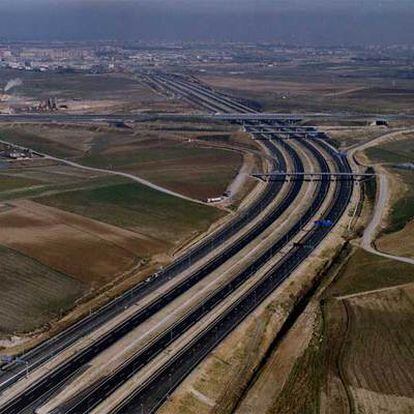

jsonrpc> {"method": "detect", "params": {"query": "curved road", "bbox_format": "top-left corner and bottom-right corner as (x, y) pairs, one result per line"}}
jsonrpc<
(349, 130), (414, 265)
(0, 138), (207, 206)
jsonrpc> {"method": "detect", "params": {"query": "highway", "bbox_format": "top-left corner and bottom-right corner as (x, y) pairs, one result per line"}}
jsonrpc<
(40, 137), (331, 414)
(0, 120), (300, 411)
(0, 74), (353, 414)
(0, 122), (286, 391)
(0, 138), (301, 414)
(104, 140), (352, 414)
(0, 143), (285, 382)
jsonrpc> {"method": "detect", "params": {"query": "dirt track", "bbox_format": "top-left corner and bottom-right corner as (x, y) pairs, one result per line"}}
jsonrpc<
(349, 129), (414, 265)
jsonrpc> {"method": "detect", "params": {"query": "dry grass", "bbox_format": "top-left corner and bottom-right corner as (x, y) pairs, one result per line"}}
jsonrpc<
(376, 221), (414, 259)
(328, 249), (414, 297)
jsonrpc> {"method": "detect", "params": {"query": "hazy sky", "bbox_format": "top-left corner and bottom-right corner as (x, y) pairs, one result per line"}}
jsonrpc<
(0, 0), (412, 45)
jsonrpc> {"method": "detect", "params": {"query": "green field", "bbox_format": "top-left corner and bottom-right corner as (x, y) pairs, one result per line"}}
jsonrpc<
(328, 249), (414, 297)
(365, 135), (414, 233)
(0, 175), (41, 192)
(0, 123), (246, 201)
(386, 171), (414, 233)
(82, 144), (242, 200)
(36, 179), (224, 244)
(0, 245), (85, 336)
(83, 145), (222, 167)
(365, 138), (414, 164)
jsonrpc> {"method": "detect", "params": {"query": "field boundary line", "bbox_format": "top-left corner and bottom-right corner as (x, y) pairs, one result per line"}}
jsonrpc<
(334, 281), (414, 300)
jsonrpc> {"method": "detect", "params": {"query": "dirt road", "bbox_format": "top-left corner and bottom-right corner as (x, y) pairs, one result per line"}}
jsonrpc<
(0, 138), (207, 206)
(349, 130), (414, 265)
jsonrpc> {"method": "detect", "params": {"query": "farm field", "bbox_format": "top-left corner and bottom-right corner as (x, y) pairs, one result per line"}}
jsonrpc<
(0, 175), (42, 192)
(318, 249), (414, 414)
(338, 285), (414, 414)
(365, 133), (414, 164)
(0, 176), (225, 339)
(36, 180), (224, 245)
(0, 160), (109, 202)
(199, 58), (414, 115)
(82, 143), (243, 200)
(0, 199), (162, 285)
(328, 249), (414, 296)
(376, 221), (414, 259)
(0, 122), (251, 201)
(236, 250), (414, 414)
(0, 245), (85, 337)
(0, 121), (250, 340)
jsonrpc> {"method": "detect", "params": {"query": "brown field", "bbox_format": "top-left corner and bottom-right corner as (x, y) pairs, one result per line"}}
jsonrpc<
(0, 118), (256, 341)
(320, 285), (414, 414)
(0, 199), (165, 286)
(200, 66), (414, 115)
(234, 247), (414, 414)
(316, 247), (414, 414)
(0, 245), (85, 337)
(342, 286), (414, 413)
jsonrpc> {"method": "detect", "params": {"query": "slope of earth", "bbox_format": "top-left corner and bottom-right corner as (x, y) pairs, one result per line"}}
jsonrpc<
(364, 134), (414, 257)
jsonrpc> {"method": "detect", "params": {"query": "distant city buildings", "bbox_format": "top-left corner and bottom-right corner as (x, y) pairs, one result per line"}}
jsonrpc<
(0, 41), (412, 76)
